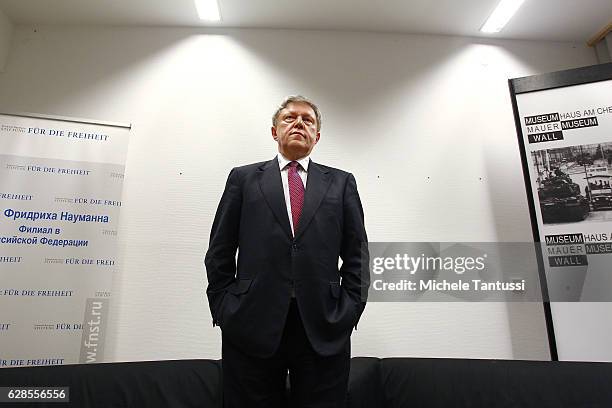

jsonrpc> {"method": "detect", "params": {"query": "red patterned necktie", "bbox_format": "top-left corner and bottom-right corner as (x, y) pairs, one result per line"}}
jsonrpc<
(288, 161), (305, 234)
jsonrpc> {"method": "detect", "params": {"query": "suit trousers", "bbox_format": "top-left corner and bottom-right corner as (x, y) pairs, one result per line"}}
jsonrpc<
(221, 299), (351, 408)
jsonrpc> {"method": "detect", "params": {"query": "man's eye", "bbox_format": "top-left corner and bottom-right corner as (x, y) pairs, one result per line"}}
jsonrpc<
(284, 117), (295, 122)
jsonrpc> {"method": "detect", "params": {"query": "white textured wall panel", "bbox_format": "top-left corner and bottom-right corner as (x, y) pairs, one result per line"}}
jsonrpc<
(0, 9), (14, 71)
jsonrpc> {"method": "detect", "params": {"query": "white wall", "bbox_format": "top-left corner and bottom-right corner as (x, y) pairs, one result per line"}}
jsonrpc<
(594, 36), (611, 63)
(0, 25), (597, 362)
(0, 9), (13, 72)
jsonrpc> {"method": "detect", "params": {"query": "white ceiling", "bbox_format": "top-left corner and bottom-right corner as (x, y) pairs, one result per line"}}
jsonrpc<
(0, 0), (610, 43)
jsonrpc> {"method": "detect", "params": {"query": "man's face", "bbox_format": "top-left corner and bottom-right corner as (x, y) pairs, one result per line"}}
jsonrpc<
(272, 102), (320, 160)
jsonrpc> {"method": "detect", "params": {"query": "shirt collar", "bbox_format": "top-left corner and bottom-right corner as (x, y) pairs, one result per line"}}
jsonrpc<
(277, 152), (310, 172)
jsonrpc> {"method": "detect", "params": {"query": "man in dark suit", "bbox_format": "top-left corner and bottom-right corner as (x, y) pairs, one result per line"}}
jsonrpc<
(205, 95), (370, 408)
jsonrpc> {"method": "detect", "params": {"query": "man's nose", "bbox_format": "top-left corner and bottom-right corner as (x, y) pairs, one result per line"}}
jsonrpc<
(294, 116), (305, 127)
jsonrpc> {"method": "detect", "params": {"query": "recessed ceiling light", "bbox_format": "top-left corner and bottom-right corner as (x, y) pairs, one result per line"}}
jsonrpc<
(481, 0), (525, 33)
(195, 0), (221, 21)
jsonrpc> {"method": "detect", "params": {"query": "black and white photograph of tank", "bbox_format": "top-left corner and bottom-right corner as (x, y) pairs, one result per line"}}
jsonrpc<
(531, 142), (612, 224)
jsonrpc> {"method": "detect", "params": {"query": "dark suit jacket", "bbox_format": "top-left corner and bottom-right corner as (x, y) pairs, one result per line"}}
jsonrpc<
(205, 157), (370, 358)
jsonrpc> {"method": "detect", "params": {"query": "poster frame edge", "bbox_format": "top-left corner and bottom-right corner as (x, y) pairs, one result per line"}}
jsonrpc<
(0, 111), (132, 130)
(507, 78), (559, 361)
(511, 63), (612, 95)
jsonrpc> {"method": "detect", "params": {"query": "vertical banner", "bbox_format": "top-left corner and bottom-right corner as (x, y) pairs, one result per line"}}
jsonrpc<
(510, 63), (612, 361)
(0, 113), (130, 367)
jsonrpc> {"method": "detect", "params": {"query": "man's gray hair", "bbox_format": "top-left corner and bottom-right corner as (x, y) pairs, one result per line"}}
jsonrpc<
(272, 95), (322, 132)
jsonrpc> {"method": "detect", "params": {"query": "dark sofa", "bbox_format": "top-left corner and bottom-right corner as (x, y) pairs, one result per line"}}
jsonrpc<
(1, 357), (611, 407)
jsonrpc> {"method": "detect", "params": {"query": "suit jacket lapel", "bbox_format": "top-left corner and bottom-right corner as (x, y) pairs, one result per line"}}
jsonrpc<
(257, 158), (293, 239)
(294, 160), (331, 240)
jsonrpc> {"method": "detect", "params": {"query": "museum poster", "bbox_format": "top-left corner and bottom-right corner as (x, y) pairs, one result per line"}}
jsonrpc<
(0, 113), (130, 367)
(515, 79), (612, 303)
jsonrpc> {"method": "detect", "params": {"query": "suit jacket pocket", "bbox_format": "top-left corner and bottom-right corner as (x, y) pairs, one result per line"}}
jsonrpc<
(227, 278), (253, 295)
(329, 281), (341, 299)
(218, 279), (253, 327)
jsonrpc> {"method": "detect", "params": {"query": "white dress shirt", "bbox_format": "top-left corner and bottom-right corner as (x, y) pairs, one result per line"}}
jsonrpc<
(277, 152), (310, 237)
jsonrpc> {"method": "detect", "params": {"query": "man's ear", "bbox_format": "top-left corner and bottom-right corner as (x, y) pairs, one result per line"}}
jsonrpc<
(315, 132), (321, 143)
(271, 126), (278, 141)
